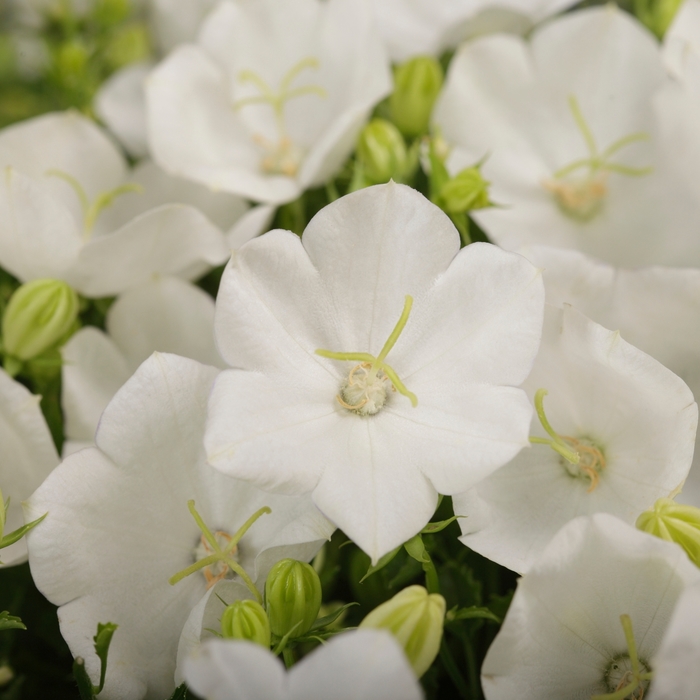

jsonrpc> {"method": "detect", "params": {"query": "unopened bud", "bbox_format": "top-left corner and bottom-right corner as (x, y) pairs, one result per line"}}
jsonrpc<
(390, 56), (444, 138)
(220, 600), (271, 648)
(637, 497), (700, 567)
(356, 119), (408, 184)
(2, 279), (79, 363)
(359, 585), (445, 677)
(264, 559), (322, 638)
(438, 166), (491, 215)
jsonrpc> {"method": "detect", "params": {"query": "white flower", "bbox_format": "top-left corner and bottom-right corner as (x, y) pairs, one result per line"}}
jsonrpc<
(25, 353), (334, 700)
(649, 581), (700, 700)
(455, 304), (697, 574)
(433, 6), (681, 267)
(0, 111), (240, 296)
(149, 0), (219, 53)
(521, 245), (700, 506)
(374, 0), (579, 63)
(0, 368), (58, 566)
(662, 0), (700, 78)
(146, 0), (392, 204)
(204, 182), (544, 563)
(481, 514), (700, 700)
(184, 629), (424, 700)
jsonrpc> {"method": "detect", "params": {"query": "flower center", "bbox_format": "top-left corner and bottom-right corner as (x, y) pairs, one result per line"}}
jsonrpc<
(233, 57), (327, 177)
(529, 389), (606, 493)
(45, 169), (142, 239)
(194, 530), (238, 589)
(541, 95), (652, 222)
(316, 295), (418, 416)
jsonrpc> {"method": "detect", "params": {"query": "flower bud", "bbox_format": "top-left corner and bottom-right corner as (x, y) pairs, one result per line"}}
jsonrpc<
(390, 56), (444, 138)
(2, 279), (79, 362)
(264, 559), (322, 638)
(220, 600), (271, 648)
(637, 497), (700, 567)
(438, 166), (491, 215)
(359, 585), (445, 677)
(356, 119), (408, 184)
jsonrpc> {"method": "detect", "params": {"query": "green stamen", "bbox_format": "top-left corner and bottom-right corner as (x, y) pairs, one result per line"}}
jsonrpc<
(169, 500), (270, 604)
(592, 615), (653, 700)
(529, 389), (580, 464)
(316, 295), (418, 409)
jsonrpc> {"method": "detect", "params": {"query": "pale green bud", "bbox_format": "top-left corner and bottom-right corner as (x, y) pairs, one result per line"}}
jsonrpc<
(356, 118), (408, 184)
(359, 585), (445, 677)
(264, 559), (322, 638)
(637, 497), (700, 567)
(220, 600), (271, 648)
(2, 279), (79, 362)
(390, 56), (444, 138)
(438, 166), (491, 215)
(635, 0), (683, 39)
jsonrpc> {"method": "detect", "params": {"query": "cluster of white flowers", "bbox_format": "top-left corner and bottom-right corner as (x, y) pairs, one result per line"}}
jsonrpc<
(2, 0), (700, 698)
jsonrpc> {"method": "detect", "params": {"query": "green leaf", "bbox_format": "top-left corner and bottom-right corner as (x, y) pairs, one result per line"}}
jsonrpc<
(446, 605), (501, 625)
(93, 622), (118, 694)
(308, 602), (358, 632)
(421, 515), (463, 535)
(72, 657), (95, 700)
(271, 619), (302, 656)
(359, 546), (401, 583)
(0, 611), (25, 631)
(0, 512), (47, 551)
(404, 534), (430, 564)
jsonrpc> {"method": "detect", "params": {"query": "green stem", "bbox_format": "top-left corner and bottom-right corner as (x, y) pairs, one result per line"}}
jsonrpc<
(439, 640), (470, 699)
(282, 646), (297, 669)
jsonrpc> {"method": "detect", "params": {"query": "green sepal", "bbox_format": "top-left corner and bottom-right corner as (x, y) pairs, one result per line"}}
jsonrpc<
(445, 605), (501, 625)
(271, 620), (302, 656)
(93, 622), (118, 694)
(421, 515), (463, 535)
(72, 658), (95, 700)
(0, 611), (26, 631)
(308, 602), (358, 632)
(359, 546), (401, 583)
(404, 534), (430, 564)
(0, 512), (47, 551)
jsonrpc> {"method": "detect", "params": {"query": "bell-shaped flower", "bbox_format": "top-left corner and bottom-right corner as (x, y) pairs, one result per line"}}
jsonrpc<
(24, 353), (334, 700)
(481, 514), (700, 700)
(204, 182), (544, 563)
(433, 6), (683, 267)
(0, 111), (265, 297)
(0, 368), (58, 565)
(648, 581), (700, 700)
(146, 0), (392, 205)
(522, 244), (700, 506)
(455, 304), (698, 574)
(662, 0), (700, 78)
(374, 0), (579, 63)
(184, 630), (424, 700)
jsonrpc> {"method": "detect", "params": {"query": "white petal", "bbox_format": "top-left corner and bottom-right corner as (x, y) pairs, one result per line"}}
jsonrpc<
(0, 369), (58, 565)
(61, 327), (131, 444)
(288, 629), (423, 700)
(71, 204), (229, 296)
(226, 203), (275, 250)
(150, 0), (218, 53)
(94, 62), (152, 159)
(107, 278), (223, 369)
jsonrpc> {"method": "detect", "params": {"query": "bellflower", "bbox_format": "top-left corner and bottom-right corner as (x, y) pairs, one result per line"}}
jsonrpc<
(184, 630), (424, 700)
(204, 182), (544, 563)
(146, 0), (392, 204)
(374, 0), (579, 63)
(481, 514), (700, 700)
(433, 6), (681, 267)
(25, 353), (334, 700)
(0, 368), (58, 565)
(455, 304), (697, 573)
(522, 244), (700, 505)
(662, 0), (700, 78)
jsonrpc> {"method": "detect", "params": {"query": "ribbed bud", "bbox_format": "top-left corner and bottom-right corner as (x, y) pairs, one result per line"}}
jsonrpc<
(637, 497), (700, 567)
(438, 166), (491, 215)
(390, 56), (444, 138)
(2, 279), (79, 363)
(264, 559), (322, 638)
(220, 600), (271, 648)
(356, 119), (408, 184)
(359, 585), (445, 677)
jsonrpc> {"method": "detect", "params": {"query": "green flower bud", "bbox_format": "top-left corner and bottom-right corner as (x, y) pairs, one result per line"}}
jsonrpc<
(2, 279), (79, 363)
(438, 166), (491, 215)
(359, 585), (445, 677)
(356, 118), (408, 184)
(637, 497), (700, 567)
(390, 56), (444, 138)
(635, 0), (683, 39)
(264, 559), (322, 639)
(220, 600), (271, 648)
